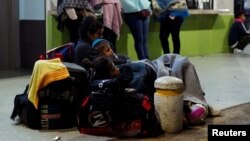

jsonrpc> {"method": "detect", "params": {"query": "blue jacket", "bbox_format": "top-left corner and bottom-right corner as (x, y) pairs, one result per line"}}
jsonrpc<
(156, 0), (189, 20)
(120, 0), (151, 13)
(157, 0), (179, 10)
(228, 19), (250, 47)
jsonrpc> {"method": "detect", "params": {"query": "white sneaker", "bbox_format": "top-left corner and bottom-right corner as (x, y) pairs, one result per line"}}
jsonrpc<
(234, 48), (244, 55)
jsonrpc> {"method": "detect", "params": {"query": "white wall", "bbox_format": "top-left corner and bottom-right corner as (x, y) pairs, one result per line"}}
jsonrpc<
(46, 0), (57, 14)
(19, 0), (45, 20)
(213, 0), (234, 13)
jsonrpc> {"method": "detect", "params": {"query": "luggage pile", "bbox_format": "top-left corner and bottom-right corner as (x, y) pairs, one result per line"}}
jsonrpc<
(10, 47), (163, 138)
(11, 60), (89, 129)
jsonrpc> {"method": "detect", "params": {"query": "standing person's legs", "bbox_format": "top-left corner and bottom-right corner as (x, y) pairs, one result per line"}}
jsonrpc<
(102, 27), (117, 52)
(171, 17), (184, 54)
(124, 13), (147, 60)
(141, 17), (150, 59)
(159, 17), (171, 54)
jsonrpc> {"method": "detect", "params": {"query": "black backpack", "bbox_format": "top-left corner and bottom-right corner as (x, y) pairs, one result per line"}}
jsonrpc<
(10, 78), (79, 129)
(10, 62), (89, 129)
(77, 79), (163, 137)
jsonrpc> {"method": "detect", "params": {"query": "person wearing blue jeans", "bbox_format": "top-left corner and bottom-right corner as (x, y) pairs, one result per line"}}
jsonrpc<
(123, 14), (150, 60)
(120, 0), (152, 60)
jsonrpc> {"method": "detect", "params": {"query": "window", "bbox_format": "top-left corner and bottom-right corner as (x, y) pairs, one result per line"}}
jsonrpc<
(186, 0), (213, 9)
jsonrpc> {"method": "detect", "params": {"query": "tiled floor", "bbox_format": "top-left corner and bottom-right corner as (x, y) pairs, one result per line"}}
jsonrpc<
(189, 53), (250, 110)
(0, 69), (31, 79)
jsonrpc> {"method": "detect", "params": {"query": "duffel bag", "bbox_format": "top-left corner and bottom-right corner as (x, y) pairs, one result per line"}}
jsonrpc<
(77, 87), (163, 137)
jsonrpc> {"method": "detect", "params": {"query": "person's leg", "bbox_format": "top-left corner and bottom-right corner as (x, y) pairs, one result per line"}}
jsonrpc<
(141, 17), (150, 59)
(102, 27), (117, 52)
(123, 13), (146, 60)
(159, 17), (171, 54)
(236, 35), (250, 50)
(171, 17), (184, 54)
(185, 102), (207, 125)
(63, 18), (82, 45)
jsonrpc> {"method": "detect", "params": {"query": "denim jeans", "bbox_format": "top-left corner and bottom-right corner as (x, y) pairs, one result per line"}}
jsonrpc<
(123, 13), (150, 60)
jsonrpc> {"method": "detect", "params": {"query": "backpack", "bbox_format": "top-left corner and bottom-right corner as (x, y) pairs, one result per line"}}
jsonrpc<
(40, 42), (75, 62)
(10, 62), (89, 129)
(10, 78), (79, 129)
(77, 78), (163, 137)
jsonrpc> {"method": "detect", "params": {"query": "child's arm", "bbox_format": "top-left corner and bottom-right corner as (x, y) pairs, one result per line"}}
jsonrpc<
(113, 54), (132, 65)
(65, 8), (78, 20)
(240, 23), (250, 34)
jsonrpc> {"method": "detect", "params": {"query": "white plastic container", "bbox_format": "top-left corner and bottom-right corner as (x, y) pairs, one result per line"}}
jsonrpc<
(154, 76), (184, 133)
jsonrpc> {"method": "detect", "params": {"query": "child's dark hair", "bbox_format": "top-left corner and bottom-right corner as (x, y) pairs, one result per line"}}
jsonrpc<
(79, 16), (103, 41)
(82, 56), (114, 79)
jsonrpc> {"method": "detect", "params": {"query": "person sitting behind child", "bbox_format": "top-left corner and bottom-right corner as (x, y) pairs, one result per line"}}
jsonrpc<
(91, 38), (132, 65)
(228, 10), (250, 53)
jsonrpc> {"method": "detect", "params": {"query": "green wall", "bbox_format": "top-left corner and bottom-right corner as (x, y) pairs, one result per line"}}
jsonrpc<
(46, 14), (70, 49)
(46, 14), (233, 61)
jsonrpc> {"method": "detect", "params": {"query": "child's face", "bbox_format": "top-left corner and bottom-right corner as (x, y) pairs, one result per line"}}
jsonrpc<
(89, 28), (104, 41)
(98, 42), (114, 57)
(240, 14), (246, 21)
(109, 63), (120, 77)
(92, 56), (120, 79)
